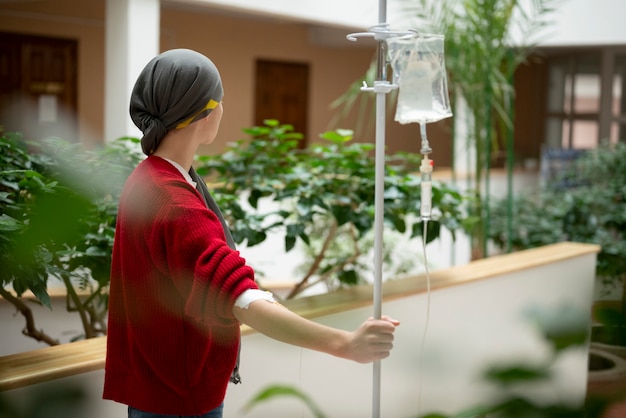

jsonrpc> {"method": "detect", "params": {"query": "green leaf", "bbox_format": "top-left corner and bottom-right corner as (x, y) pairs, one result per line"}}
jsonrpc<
(412, 220), (441, 244)
(243, 384), (327, 418)
(286, 223), (305, 238)
(263, 119), (279, 127)
(484, 365), (550, 386)
(0, 214), (23, 232)
(248, 189), (263, 208)
(285, 235), (296, 252)
(319, 129), (353, 143)
(245, 229), (267, 247)
(242, 126), (270, 137)
(85, 246), (109, 257)
(298, 231), (310, 246)
(449, 403), (501, 418)
(353, 212), (373, 236)
(338, 269), (359, 285)
(388, 213), (406, 233)
(525, 304), (590, 352)
(330, 205), (353, 226)
(29, 280), (51, 310)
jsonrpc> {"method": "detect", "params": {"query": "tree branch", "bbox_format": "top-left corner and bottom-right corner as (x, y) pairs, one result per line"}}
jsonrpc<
(286, 220), (338, 299)
(61, 275), (95, 339)
(0, 286), (60, 346)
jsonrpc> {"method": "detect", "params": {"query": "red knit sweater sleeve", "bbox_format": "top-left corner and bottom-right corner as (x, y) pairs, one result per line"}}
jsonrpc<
(161, 197), (258, 325)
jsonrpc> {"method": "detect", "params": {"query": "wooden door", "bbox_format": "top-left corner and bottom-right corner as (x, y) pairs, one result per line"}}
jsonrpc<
(254, 60), (309, 144)
(0, 32), (77, 141)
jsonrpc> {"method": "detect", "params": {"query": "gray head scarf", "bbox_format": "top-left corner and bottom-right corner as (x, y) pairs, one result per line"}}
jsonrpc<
(130, 48), (223, 155)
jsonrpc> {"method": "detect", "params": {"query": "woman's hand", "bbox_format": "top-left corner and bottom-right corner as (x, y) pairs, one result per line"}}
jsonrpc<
(340, 315), (400, 363)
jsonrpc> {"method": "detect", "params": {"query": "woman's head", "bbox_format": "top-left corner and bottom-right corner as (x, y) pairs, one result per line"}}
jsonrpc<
(130, 49), (223, 155)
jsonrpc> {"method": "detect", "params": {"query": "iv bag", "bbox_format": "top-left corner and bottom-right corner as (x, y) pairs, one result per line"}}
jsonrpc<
(387, 34), (453, 125)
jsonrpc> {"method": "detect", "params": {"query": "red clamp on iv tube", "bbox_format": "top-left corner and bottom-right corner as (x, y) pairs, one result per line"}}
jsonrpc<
(420, 157), (433, 220)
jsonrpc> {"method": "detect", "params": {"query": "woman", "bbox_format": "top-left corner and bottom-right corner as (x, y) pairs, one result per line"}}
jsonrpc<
(103, 48), (399, 418)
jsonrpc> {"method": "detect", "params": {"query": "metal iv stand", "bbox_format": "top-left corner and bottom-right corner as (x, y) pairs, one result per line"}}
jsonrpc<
(347, 2), (414, 417)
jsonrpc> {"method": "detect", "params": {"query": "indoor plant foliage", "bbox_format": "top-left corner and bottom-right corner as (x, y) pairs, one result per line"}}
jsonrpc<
(489, 143), (626, 346)
(197, 120), (471, 298)
(0, 132), (143, 344)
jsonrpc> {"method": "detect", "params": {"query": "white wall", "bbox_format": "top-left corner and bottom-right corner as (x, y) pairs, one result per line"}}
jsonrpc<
(225, 251), (596, 418)
(175, 0), (626, 46)
(166, 0), (380, 30)
(535, 0), (626, 47)
(0, 293), (87, 355)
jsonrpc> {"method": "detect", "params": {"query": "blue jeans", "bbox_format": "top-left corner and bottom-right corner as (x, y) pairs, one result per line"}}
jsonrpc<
(128, 403), (223, 418)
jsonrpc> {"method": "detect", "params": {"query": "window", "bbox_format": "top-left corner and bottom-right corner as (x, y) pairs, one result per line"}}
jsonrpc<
(545, 54), (601, 149)
(0, 32), (78, 142)
(544, 49), (626, 150)
(610, 55), (626, 144)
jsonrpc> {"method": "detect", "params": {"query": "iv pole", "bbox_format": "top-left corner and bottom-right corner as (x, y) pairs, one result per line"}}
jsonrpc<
(348, 4), (451, 415)
(371, 2), (387, 416)
(347, 1), (405, 417)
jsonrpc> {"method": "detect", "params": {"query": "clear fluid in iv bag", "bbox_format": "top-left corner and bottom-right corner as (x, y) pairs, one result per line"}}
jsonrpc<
(388, 34), (453, 125)
(395, 60), (451, 124)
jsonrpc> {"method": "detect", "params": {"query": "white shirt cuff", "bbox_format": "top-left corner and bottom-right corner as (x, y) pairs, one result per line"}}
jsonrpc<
(234, 289), (277, 310)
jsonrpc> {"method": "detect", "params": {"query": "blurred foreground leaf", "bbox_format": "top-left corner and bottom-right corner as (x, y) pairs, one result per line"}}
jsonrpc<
(243, 384), (327, 418)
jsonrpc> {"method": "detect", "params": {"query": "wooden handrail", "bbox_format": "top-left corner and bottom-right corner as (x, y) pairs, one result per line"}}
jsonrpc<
(0, 242), (600, 392)
(0, 336), (106, 391)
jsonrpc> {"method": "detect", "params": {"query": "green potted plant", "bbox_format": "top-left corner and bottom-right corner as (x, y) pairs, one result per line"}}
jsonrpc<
(196, 120), (472, 298)
(571, 144), (626, 357)
(490, 143), (626, 349)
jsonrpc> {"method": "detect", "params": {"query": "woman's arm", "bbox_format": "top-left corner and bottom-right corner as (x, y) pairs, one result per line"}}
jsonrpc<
(233, 300), (400, 364)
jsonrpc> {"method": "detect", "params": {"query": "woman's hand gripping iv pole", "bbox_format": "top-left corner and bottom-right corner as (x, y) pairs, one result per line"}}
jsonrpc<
(419, 123), (433, 221)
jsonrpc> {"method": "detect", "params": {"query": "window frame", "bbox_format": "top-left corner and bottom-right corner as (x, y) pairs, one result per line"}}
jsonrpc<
(543, 46), (626, 150)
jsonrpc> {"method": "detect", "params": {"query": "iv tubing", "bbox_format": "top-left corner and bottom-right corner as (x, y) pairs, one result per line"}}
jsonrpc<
(418, 123), (433, 415)
(420, 122), (432, 155)
(417, 219), (432, 417)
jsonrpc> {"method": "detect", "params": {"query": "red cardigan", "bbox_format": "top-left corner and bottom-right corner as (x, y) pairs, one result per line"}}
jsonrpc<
(103, 156), (258, 415)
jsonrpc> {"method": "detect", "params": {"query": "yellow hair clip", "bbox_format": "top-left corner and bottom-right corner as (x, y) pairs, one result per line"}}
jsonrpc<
(175, 99), (219, 129)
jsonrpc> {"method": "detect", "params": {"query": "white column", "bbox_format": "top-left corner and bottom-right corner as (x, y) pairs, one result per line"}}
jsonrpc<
(104, 0), (160, 142)
(453, 91), (475, 181)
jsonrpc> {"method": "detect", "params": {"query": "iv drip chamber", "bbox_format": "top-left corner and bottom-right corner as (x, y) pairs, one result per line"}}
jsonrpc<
(420, 157), (433, 220)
